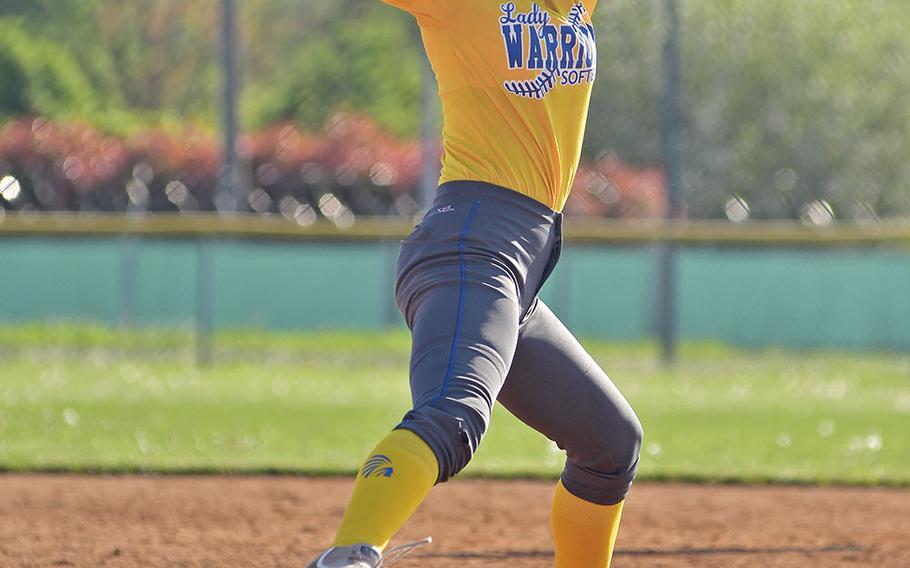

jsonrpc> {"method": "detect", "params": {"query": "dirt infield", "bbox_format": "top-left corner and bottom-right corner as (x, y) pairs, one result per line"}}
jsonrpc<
(1, 475), (908, 567)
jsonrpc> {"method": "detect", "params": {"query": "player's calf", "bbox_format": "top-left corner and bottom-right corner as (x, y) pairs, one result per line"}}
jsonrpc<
(552, 410), (642, 568)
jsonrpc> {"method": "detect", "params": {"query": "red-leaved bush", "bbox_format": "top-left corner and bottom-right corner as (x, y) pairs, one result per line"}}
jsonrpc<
(0, 114), (665, 220)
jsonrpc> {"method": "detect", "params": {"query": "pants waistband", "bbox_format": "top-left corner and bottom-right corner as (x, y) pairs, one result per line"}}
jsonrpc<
(437, 180), (559, 222)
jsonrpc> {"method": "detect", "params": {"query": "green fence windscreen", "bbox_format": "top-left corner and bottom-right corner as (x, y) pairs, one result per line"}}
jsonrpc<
(2, 238), (908, 350)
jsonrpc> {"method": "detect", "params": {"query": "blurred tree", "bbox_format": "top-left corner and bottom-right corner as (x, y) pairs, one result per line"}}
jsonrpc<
(240, 0), (423, 138)
(677, 0), (910, 220)
(1, 0), (908, 220)
(587, 0), (664, 166)
(95, 1), (217, 122)
(589, 0), (910, 220)
(0, 21), (103, 121)
(0, 0), (122, 113)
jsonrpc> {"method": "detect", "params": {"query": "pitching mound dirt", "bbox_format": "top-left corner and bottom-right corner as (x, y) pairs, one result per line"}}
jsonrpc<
(1, 475), (907, 567)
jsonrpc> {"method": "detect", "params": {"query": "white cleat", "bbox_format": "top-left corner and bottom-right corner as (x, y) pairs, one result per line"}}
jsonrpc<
(306, 538), (432, 568)
(307, 544), (382, 568)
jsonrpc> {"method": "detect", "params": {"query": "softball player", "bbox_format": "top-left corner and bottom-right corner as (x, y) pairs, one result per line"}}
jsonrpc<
(308, 1), (642, 566)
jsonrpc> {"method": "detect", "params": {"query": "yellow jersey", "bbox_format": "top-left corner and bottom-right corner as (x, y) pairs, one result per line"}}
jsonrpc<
(382, 0), (598, 212)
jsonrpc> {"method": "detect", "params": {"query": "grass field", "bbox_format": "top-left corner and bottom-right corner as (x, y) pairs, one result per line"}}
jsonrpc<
(1, 323), (908, 485)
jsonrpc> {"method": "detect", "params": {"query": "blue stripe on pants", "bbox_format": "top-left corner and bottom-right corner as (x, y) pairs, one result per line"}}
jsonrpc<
(429, 199), (481, 407)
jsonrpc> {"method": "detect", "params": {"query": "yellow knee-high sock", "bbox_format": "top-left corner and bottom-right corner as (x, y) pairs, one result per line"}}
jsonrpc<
(333, 429), (439, 550)
(551, 480), (625, 568)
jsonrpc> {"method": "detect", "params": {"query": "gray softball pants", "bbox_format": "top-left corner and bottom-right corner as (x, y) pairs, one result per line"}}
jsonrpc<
(395, 181), (642, 505)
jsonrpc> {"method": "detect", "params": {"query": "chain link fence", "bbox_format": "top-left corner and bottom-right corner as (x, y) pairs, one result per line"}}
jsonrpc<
(2, 0), (909, 222)
(1, 0), (910, 364)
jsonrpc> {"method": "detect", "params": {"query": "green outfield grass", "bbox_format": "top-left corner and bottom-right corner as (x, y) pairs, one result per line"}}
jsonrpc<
(1, 323), (909, 485)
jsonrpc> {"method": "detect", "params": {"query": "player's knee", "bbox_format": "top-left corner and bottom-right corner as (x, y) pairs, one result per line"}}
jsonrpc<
(562, 410), (643, 505)
(611, 410), (643, 475)
(580, 403), (643, 472)
(590, 411), (642, 475)
(397, 399), (490, 483)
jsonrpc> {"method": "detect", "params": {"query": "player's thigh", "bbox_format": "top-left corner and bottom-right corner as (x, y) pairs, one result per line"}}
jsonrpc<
(498, 300), (641, 468)
(406, 259), (521, 415)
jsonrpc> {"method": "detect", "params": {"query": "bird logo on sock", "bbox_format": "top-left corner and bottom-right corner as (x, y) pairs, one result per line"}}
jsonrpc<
(362, 454), (395, 478)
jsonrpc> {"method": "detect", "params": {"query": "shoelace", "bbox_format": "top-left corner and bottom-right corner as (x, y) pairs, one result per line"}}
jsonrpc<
(380, 537), (432, 567)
